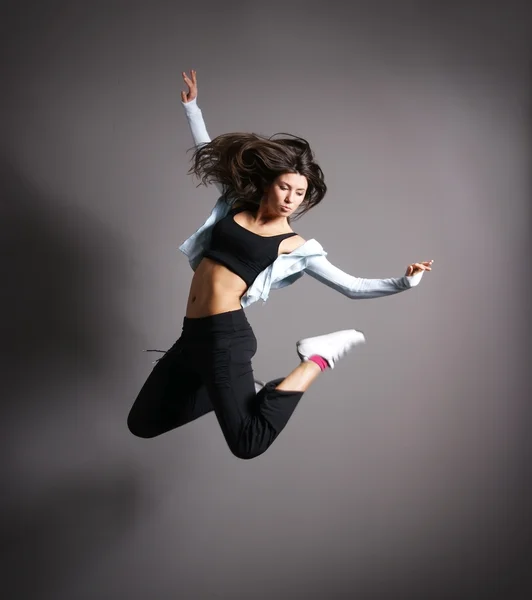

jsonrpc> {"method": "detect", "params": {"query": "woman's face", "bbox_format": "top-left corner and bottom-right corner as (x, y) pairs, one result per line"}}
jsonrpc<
(263, 173), (308, 217)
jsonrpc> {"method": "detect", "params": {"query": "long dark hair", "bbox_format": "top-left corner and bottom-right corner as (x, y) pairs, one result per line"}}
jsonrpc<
(187, 132), (327, 223)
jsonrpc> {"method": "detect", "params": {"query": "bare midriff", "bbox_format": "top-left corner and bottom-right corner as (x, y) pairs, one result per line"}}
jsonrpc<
(185, 258), (249, 318)
(185, 232), (304, 319)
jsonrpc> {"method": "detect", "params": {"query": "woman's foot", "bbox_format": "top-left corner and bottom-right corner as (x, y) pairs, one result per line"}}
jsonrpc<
(296, 329), (366, 369)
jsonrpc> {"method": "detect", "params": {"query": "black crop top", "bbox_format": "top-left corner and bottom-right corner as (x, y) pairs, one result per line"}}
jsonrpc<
(203, 206), (298, 288)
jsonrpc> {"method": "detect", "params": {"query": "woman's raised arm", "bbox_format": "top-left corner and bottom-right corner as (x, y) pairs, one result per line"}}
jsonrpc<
(181, 70), (209, 146)
(181, 69), (225, 195)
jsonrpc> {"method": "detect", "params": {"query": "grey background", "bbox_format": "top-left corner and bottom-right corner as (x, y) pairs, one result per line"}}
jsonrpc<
(1, 1), (531, 599)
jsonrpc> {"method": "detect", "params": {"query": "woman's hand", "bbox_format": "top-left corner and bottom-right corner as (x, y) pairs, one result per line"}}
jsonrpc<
(405, 260), (434, 276)
(181, 69), (198, 103)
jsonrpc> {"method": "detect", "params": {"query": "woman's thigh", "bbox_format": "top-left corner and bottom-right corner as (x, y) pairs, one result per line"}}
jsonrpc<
(127, 340), (214, 438)
(191, 328), (259, 424)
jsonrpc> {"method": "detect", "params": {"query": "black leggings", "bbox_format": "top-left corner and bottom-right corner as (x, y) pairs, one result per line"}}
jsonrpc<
(127, 308), (304, 459)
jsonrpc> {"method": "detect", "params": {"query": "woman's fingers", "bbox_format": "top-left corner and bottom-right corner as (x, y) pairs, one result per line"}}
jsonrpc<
(182, 70), (197, 88)
(181, 70), (198, 102)
(406, 259), (434, 275)
(413, 263), (429, 271)
(181, 69), (198, 102)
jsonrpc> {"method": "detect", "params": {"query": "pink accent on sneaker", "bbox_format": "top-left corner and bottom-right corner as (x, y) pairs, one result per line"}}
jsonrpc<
(309, 354), (330, 371)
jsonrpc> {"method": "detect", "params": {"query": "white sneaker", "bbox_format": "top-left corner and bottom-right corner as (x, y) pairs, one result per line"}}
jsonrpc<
(296, 329), (366, 370)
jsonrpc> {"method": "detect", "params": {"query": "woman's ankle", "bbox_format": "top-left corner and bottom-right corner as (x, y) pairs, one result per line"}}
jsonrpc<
(308, 354), (330, 371)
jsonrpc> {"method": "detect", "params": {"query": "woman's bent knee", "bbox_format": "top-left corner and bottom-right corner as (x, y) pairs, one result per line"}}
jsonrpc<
(230, 448), (265, 460)
(127, 413), (158, 439)
(227, 441), (268, 460)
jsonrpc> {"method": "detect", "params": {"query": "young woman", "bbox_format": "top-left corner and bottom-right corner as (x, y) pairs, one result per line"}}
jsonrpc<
(127, 69), (433, 460)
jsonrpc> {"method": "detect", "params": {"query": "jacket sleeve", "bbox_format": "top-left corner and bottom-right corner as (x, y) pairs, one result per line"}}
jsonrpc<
(182, 97), (225, 195)
(303, 254), (424, 299)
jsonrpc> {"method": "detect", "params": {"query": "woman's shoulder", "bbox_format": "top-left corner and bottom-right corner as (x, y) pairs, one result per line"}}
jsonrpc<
(284, 234), (307, 252)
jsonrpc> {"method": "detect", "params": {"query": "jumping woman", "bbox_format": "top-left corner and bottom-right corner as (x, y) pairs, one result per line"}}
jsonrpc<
(127, 69), (434, 460)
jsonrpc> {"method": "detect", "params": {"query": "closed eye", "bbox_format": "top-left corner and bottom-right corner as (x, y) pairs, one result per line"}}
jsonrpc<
(281, 186), (305, 196)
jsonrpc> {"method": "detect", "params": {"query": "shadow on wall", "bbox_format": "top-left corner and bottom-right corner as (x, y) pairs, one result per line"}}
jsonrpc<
(0, 156), (134, 410)
(0, 156), (142, 597)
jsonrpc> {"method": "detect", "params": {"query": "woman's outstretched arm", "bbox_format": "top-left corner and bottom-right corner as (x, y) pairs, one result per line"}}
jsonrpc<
(303, 255), (433, 299)
(180, 69), (225, 195)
